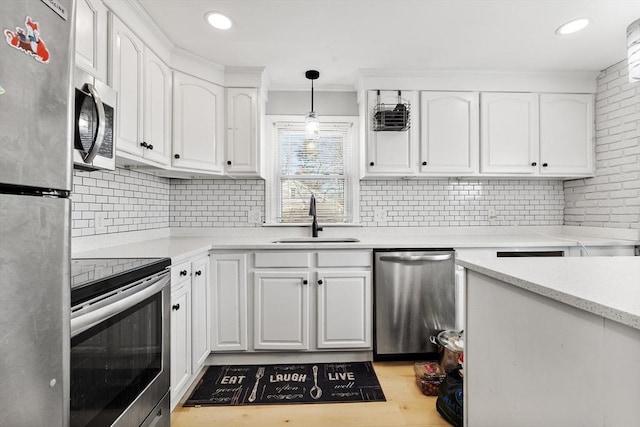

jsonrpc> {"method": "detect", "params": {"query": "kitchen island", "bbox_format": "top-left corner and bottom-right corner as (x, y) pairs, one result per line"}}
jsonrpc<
(457, 256), (640, 427)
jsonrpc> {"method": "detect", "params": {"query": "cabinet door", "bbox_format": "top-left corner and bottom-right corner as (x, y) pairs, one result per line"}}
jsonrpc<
(191, 256), (210, 371)
(420, 92), (479, 175)
(366, 90), (419, 175)
(480, 93), (539, 174)
(110, 16), (144, 157)
(75, 0), (107, 82)
(172, 72), (224, 173)
(226, 88), (259, 175)
(316, 271), (372, 349)
(210, 254), (248, 351)
(142, 48), (171, 166)
(170, 284), (191, 405)
(253, 271), (309, 350)
(539, 94), (594, 176)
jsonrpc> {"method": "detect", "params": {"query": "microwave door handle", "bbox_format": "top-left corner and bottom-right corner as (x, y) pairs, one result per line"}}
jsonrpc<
(379, 254), (453, 263)
(83, 83), (106, 163)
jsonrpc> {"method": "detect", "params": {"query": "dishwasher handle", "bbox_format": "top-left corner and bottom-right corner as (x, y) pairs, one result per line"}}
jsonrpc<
(379, 254), (452, 263)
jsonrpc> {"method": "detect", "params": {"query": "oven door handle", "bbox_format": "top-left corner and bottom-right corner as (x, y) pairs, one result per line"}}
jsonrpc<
(71, 273), (170, 338)
(82, 83), (106, 163)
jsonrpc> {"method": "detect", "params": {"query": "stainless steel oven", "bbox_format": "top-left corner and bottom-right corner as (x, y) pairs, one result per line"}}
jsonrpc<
(70, 258), (171, 427)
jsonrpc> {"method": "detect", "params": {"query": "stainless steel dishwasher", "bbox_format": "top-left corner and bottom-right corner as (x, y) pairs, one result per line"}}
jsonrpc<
(374, 249), (455, 360)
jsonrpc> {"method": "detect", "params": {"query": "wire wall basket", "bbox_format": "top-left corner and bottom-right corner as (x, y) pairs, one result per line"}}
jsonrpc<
(372, 90), (411, 131)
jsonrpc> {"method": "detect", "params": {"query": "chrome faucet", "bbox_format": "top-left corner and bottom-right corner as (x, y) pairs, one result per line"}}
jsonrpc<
(309, 193), (323, 238)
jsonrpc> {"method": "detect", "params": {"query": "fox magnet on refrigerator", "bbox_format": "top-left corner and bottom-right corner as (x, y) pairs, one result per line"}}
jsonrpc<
(4, 16), (50, 63)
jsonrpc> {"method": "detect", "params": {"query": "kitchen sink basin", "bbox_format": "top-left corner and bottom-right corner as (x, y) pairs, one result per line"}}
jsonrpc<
(271, 237), (360, 244)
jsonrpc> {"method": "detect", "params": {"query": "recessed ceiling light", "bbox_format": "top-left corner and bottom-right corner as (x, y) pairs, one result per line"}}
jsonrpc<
(555, 18), (590, 35)
(205, 12), (232, 30)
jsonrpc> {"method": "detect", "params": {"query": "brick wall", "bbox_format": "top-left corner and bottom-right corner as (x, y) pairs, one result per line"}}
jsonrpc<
(360, 179), (564, 226)
(170, 179), (264, 227)
(72, 168), (170, 237)
(564, 59), (640, 229)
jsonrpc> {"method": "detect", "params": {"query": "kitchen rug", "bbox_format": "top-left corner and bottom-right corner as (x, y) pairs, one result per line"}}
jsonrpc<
(183, 361), (386, 406)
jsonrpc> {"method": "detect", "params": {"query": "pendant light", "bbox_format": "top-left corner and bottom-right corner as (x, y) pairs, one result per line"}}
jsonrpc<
(305, 70), (320, 137)
(628, 18), (640, 83)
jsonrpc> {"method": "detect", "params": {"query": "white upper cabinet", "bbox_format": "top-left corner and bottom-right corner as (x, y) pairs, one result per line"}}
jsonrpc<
(480, 92), (539, 174)
(539, 94), (594, 176)
(142, 48), (171, 166)
(172, 71), (225, 173)
(75, 0), (108, 82)
(226, 88), (260, 176)
(365, 90), (419, 176)
(420, 92), (479, 175)
(110, 15), (144, 157)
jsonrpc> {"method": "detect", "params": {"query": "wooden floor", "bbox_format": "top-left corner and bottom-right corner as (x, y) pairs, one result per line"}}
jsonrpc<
(170, 361), (449, 427)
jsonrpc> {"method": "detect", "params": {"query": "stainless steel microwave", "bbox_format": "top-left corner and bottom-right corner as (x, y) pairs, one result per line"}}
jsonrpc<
(73, 68), (116, 171)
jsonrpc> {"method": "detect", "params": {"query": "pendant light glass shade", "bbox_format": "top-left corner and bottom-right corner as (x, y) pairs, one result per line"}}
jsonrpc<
(628, 18), (640, 83)
(305, 70), (320, 137)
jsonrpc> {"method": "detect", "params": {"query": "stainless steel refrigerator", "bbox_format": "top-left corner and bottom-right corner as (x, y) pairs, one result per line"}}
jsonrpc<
(1, 0), (75, 425)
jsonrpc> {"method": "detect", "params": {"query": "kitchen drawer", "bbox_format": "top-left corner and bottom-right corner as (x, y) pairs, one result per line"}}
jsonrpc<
(316, 251), (372, 268)
(171, 261), (192, 287)
(254, 252), (311, 268)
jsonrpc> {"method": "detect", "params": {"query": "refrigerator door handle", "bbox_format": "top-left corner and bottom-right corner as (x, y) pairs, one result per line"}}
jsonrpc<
(70, 273), (169, 337)
(379, 254), (453, 263)
(82, 83), (106, 163)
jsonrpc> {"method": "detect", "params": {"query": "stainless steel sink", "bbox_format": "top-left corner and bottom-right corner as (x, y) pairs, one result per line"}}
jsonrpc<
(271, 237), (360, 244)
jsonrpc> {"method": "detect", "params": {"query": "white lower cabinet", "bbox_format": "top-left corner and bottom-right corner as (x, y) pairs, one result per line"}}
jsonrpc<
(190, 255), (210, 371)
(253, 271), (310, 350)
(170, 281), (191, 409)
(316, 271), (372, 349)
(170, 253), (211, 410)
(210, 253), (248, 351)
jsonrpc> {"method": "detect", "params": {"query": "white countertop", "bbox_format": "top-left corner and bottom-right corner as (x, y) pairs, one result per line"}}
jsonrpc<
(457, 256), (640, 330)
(72, 226), (639, 262)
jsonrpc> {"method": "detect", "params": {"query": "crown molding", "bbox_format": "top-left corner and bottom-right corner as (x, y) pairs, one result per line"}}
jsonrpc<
(119, 0), (175, 49)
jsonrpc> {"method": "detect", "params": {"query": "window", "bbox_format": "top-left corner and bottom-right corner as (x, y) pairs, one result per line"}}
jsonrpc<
(266, 116), (359, 224)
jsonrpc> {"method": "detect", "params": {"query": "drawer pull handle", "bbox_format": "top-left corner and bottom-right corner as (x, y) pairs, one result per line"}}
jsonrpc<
(302, 280), (308, 285)
(172, 304), (180, 311)
(531, 162), (537, 166)
(318, 279), (323, 285)
(179, 270), (188, 276)
(195, 270), (202, 276)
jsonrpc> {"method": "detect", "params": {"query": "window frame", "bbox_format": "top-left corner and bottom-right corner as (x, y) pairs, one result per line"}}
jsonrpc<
(264, 115), (360, 226)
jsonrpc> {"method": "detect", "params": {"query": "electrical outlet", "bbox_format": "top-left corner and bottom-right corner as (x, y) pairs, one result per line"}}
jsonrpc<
(373, 206), (387, 222)
(95, 212), (108, 233)
(488, 209), (499, 222)
(248, 208), (262, 224)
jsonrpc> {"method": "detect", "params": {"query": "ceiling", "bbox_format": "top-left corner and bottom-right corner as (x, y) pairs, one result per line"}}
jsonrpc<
(136, 0), (640, 90)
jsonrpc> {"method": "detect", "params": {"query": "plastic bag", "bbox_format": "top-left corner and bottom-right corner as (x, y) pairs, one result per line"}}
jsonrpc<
(435, 366), (464, 427)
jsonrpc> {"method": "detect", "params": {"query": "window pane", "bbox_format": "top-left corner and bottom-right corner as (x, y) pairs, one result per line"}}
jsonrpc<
(279, 178), (346, 223)
(280, 131), (345, 176)
(273, 120), (353, 223)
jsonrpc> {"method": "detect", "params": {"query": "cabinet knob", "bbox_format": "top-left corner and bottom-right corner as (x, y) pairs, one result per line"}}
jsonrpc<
(531, 162), (537, 166)
(302, 280), (308, 285)
(422, 161), (427, 166)
(227, 160), (232, 165)
(369, 162), (374, 166)
(172, 304), (180, 311)
(140, 142), (148, 148)
(317, 279), (323, 285)
(148, 144), (154, 150)
(195, 270), (202, 276)
(179, 270), (188, 276)
(174, 154), (180, 159)
(542, 163), (548, 167)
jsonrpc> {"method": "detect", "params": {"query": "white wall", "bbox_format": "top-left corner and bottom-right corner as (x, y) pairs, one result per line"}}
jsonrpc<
(266, 91), (358, 116)
(564, 59), (640, 230)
